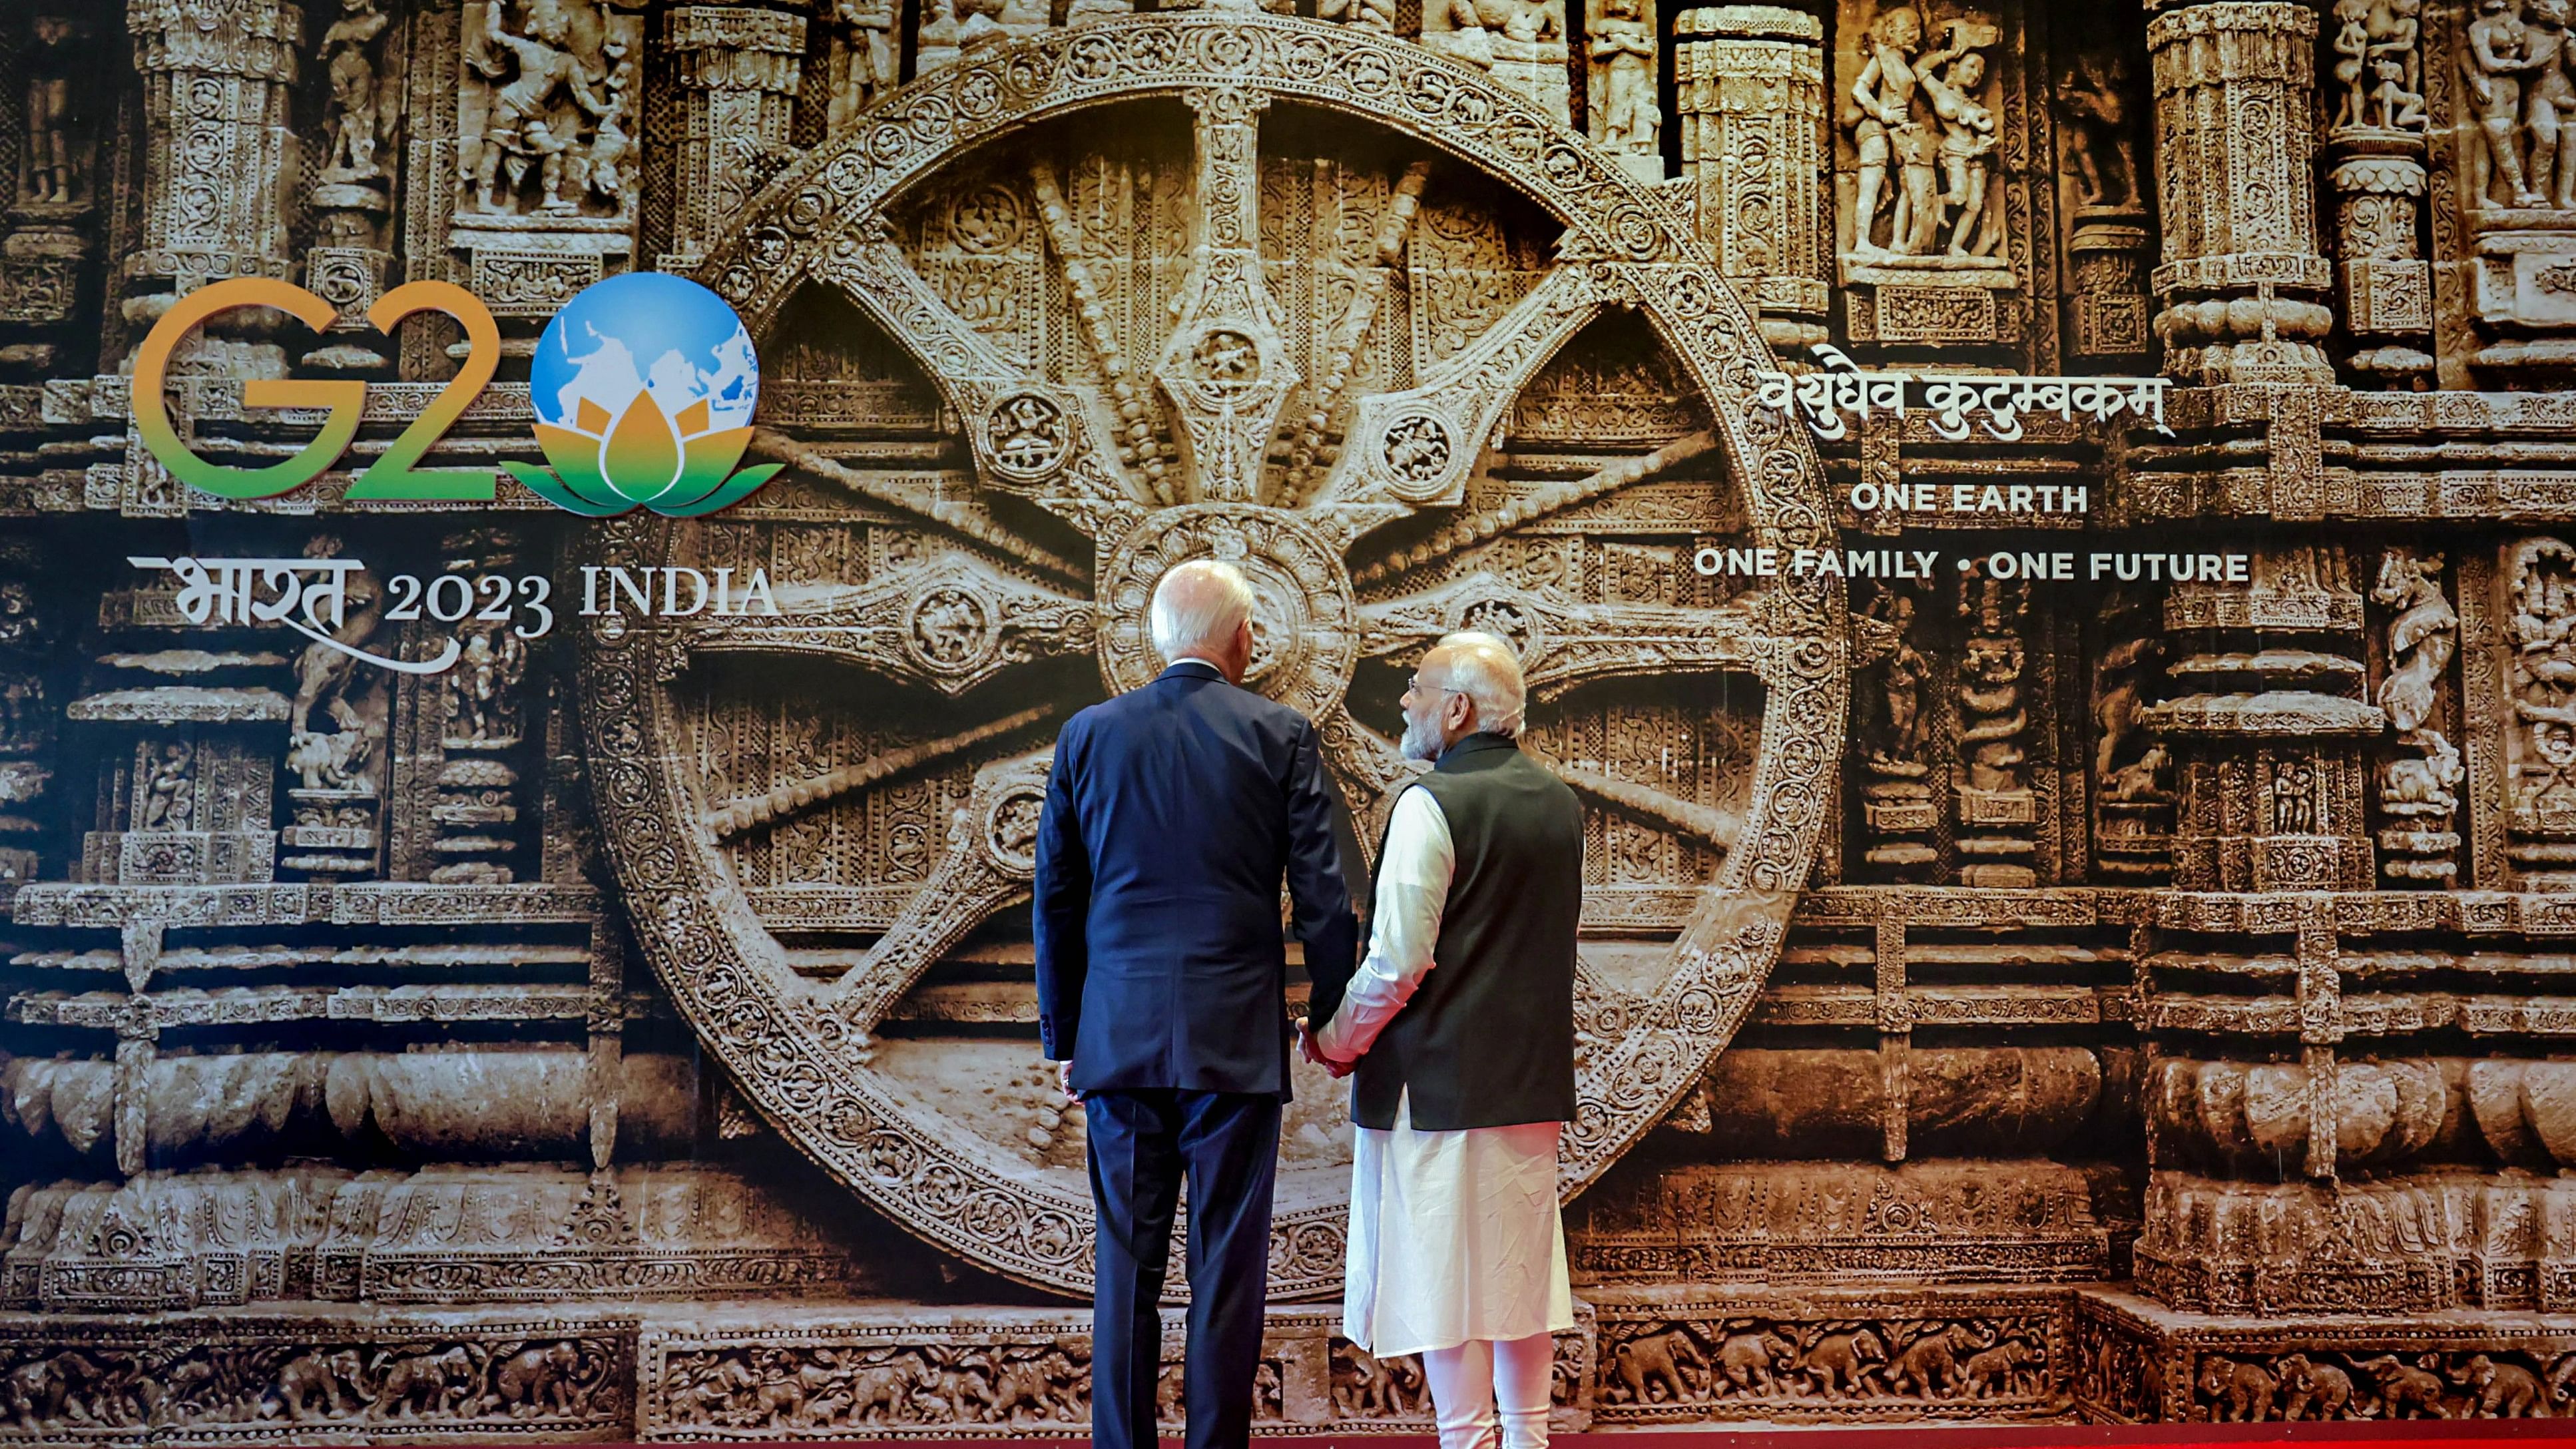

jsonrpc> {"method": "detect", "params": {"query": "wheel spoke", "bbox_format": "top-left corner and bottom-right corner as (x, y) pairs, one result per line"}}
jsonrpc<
(832, 749), (1055, 1035)
(1153, 87), (1299, 504)
(1316, 705), (1423, 862)
(686, 557), (1095, 697)
(1311, 262), (1613, 521)
(704, 705), (1057, 840)
(748, 428), (1091, 587)
(1348, 428), (1716, 589)
(1031, 162), (1180, 504)
(1358, 573), (1766, 699)
(1276, 158), (1433, 508)
(814, 238), (1149, 524)
(1528, 744), (1741, 853)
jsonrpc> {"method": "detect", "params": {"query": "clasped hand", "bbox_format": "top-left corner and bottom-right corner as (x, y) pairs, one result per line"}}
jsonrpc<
(1294, 1015), (1357, 1079)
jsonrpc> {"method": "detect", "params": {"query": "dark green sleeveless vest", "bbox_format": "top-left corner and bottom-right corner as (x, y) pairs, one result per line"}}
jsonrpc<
(1351, 732), (1584, 1131)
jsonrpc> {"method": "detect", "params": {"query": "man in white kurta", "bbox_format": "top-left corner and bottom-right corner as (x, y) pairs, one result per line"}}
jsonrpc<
(1303, 633), (1579, 1449)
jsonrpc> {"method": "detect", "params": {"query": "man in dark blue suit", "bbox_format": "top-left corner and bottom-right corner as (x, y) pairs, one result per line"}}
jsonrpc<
(1034, 558), (1359, 1449)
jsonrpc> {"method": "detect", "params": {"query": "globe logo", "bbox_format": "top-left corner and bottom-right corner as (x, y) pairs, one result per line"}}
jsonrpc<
(508, 272), (782, 517)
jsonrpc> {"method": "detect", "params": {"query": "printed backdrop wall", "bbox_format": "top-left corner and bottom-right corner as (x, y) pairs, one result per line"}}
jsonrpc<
(0, 0), (2566, 1436)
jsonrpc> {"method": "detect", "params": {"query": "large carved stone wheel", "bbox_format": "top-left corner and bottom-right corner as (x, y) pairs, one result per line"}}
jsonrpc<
(580, 11), (1844, 1300)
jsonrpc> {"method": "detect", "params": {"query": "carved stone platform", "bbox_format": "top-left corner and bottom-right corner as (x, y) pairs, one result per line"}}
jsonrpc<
(0, 1301), (1595, 1443)
(635, 1302), (1595, 1440)
(1584, 1283), (2072, 1424)
(0, 1303), (641, 1444)
(2075, 1287), (2576, 1422)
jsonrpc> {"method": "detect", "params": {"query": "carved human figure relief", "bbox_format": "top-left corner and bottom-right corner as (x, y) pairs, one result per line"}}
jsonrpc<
(1922, 40), (1997, 256)
(2500, 538), (2576, 883)
(828, 0), (899, 133)
(21, 15), (83, 206)
(1846, 5), (1928, 258)
(318, 0), (392, 182)
(2463, 0), (2547, 207)
(1843, 5), (2002, 266)
(2332, 0), (2374, 131)
(2334, 0), (2426, 131)
(457, 0), (637, 219)
(1588, 0), (1661, 180)
(2055, 51), (2138, 210)
(2370, 0), (2426, 128)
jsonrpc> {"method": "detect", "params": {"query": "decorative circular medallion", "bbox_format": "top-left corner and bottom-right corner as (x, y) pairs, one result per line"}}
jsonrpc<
(1098, 504), (1357, 718)
(1379, 412), (1455, 500)
(985, 392), (1070, 482)
(949, 184), (1027, 253)
(985, 783), (1049, 874)
(905, 587), (995, 674)
(1188, 327), (1262, 400)
(587, 13), (1846, 1303)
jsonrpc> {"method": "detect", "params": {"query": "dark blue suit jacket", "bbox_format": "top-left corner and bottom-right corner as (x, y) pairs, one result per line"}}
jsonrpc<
(1033, 661), (1359, 1098)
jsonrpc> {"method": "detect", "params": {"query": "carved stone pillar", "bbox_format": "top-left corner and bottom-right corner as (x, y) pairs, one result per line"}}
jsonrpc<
(1674, 5), (1828, 351)
(2143, 1), (2336, 384)
(2318, 7), (2432, 394)
(662, 9), (808, 272)
(0, 538), (51, 898)
(2314, 1), (2428, 386)
(2324, 135), (2432, 386)
(427, 527), (534, 885)
(123, 0), (303, 376)
(305, 0), (399, 376)
(2144, 545), (2382, 893)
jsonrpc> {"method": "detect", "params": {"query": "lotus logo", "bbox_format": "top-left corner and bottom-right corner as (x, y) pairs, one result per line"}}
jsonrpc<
(507, 272), (782, 517)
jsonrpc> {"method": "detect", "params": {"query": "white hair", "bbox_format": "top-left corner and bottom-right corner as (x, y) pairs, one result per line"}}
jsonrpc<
(1150, 559), (1256, 662)
(1433, 630), (1527, 736)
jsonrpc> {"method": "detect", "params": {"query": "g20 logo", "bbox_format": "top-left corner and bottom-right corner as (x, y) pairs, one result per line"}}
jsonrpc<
(134, 272), (780, 516)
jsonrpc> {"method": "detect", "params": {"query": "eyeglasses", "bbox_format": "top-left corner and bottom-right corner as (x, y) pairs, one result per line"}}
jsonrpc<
(1406, 676), (1467, 697)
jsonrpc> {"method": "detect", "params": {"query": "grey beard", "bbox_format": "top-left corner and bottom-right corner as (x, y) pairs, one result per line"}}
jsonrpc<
(1400, 713), (1442, 762)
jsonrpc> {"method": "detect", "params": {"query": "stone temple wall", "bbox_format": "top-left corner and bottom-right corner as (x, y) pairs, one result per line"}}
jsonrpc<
(0, 0), (2573, 1435)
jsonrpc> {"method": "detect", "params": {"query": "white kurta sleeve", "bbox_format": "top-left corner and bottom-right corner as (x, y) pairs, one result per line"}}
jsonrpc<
(1313, 785), (1453, 1063)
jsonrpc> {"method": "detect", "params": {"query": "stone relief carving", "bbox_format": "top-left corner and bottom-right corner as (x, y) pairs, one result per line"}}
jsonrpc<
(1587, 0), (1661, 181)
(1591, 1308), (2057, 1420)
(2503, 536), (2576, 880)
(1843, 6), (2003, 263)
(2373, 548), (2461, 880)
(827, 0), (899, 135)
(20, 16), (84, 208)
(459, 0), (636, 221)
